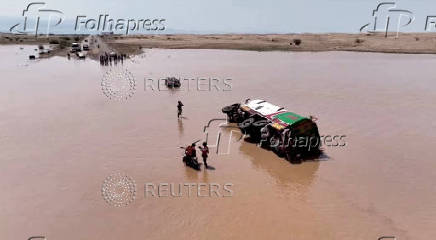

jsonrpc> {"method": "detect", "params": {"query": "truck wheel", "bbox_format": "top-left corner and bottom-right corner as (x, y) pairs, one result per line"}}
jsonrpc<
(232, 112), (243, 123)
(238, 118), (254, 134)
(222, 105), (235, 114)
(248, 120), (266, 142)
(270, 136), (280, 152)
(286, 151), (301, 164)
(253, 120), (268, 128)
(259, 137), (271, 149)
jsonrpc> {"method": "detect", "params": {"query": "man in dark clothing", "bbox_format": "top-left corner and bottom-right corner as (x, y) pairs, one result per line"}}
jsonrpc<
(177, 101), (184, 118)
(198, 142), (209, 169)
(190, 143), (197, 158)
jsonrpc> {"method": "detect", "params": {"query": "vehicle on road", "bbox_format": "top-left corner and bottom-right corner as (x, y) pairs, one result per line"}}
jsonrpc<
(71, 43), (81, 53)
(76, 52), (85, 59)
(222, 99), (321, 162)
(82, 44), (89, 51)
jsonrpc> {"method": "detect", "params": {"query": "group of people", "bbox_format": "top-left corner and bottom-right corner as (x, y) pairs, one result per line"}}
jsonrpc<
(99, 52), (127, 66)
(178, 100), (211, 170)
(184, 142), (210, 169)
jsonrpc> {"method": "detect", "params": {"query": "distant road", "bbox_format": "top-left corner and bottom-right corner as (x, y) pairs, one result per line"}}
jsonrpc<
(82, 35), (114, 59)
(3, 33), (436, 55)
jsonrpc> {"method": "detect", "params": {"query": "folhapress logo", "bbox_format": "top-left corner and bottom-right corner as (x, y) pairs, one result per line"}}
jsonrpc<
(360, 2), (414, 37)
(10, 2), (166, 35)
(75, 15), (166, 35)
(9, 2), (64, 36)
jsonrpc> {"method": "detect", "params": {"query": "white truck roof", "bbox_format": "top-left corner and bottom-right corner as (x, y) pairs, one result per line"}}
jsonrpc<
(244, 99), (286, 116)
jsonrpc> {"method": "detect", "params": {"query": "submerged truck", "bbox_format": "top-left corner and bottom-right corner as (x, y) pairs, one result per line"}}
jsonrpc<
(222, 99), (321, 162)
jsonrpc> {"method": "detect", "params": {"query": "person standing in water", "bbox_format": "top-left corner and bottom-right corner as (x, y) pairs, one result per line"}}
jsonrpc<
(177, 101), (184, 118)
(199, 142), (209, 169)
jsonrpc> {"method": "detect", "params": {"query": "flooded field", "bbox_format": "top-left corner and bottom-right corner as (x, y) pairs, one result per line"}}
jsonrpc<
(1, 45), (435, 240)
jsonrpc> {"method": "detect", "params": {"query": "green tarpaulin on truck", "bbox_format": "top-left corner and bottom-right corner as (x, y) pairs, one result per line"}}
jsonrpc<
(273, 112), (307, 126)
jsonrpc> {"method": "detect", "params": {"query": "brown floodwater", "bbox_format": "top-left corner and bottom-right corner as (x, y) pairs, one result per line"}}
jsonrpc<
(1, 45), (435, 240)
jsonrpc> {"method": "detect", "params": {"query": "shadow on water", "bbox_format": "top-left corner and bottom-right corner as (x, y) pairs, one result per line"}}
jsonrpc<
(242, 135), (329, 163)
(184, 163), (201, 180)
(205, 165), (216, 170)
(183, 162), (215, 181)
(238, 141), (320, 188)
(177, 118), (184, 136)
(201, 168), (209, 182)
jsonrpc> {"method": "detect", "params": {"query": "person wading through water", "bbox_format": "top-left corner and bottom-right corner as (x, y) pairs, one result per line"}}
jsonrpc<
(198, 142), (209, 169)
(177, 101), (184, 118)
(185, 143), (198, 164)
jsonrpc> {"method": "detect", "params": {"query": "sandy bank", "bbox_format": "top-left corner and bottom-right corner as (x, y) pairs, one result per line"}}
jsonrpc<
(102, 33), (436, 55)
(2, 33), (436, 57)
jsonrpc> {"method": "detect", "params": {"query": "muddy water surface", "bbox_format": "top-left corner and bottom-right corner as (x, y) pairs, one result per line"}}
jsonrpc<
(1, 46), (435, 240)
